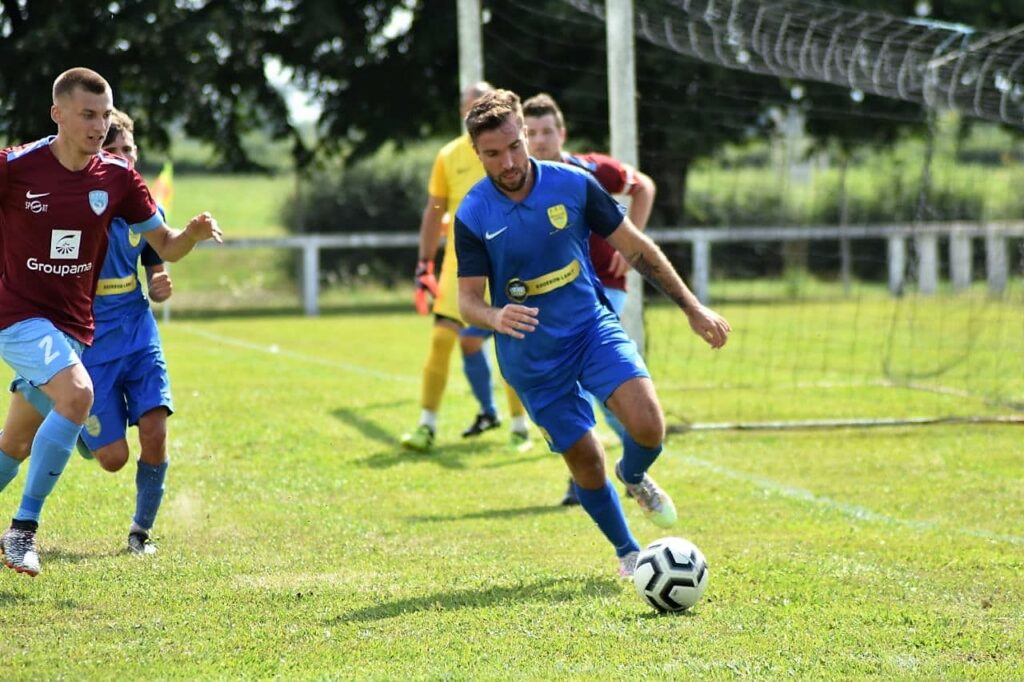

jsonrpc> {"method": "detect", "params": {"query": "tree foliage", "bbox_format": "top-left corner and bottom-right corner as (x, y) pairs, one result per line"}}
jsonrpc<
(2, 0), (1020, 184)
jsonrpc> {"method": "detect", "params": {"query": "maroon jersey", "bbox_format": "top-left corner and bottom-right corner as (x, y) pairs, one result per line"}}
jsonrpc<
(563, 152), (637, 291)
(0, 137), (160, 344)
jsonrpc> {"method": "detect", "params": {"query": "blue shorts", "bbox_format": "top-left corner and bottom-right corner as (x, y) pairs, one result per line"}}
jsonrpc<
(12, 339), (173, 450)
(459, 325), (493, 339)
(80, 343), (173, 450)
(1, 318), (84, 388)
(513, 323), (648, 453)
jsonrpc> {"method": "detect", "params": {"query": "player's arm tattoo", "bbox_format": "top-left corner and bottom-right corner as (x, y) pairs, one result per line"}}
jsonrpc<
(628, 249), (693, 312)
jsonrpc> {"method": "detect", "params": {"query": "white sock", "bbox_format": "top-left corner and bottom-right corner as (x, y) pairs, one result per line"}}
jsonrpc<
(511, 416), (528, 433)
(420, 410), (438, 431)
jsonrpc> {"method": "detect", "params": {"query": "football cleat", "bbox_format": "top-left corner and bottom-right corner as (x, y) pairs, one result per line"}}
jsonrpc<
(76, 436), (94, 460)
(560, 477), (580, 506)
(461, 412), (501, 438)
(400, 424), (435, 453)
(615, 461), (677, 529)
(127, 531), (157, 556)
(1, 526), (40, 577)
(618, 550), (640, 578)
(507, 430), (533, 454)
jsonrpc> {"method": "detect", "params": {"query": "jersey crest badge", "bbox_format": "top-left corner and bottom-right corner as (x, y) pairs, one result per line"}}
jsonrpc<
(547, 204), (568, 229)
(129, 230), (142, 247)
(89, 190), (109, 216)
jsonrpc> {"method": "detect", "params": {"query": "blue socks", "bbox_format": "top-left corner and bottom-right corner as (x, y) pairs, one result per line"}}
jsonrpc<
(133, 460), (168, 531)
(575, 479), (640, 557)
(0, 448), (21, 492)
(16, 411), (82, 522)
(618, 433), (663, 485)
(463, 350), (497, 417)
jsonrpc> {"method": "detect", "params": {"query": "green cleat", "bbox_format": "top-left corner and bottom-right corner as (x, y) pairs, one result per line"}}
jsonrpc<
(400, 424), (435, 453)
(615, 460), (677, 529)
(507, 430), (533, 454)
(76, 437), (94, 460)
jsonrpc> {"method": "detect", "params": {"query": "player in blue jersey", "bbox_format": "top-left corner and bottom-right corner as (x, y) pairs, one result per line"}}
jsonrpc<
(454, 90), (730, 577)
(12, 109), (174, 556)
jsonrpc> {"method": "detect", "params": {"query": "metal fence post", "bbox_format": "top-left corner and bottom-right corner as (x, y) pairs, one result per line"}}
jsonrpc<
(916, 233), (939, 294)
(692, 233), (710, 304)
(887, 235), (905, 295)
(302, 238), (319, 316)
(985, 225), (1008, 295)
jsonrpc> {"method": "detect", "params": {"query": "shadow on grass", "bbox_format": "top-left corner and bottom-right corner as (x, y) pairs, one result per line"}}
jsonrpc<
(46, 548), (117, 564)
(407, 504), (565, 523)
(327, 575), (622, 624)
(356, 439), (502, 471)
(330, 403), (408, 446)
(0, 590), (78, 608)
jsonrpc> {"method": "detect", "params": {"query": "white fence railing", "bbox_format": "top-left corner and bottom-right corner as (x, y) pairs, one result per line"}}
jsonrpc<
(192, 222), (1024, 315)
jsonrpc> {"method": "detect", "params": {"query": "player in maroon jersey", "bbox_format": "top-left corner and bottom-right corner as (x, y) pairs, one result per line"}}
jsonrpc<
(521, 93), (659, 507)
(0, 67), (223, 576)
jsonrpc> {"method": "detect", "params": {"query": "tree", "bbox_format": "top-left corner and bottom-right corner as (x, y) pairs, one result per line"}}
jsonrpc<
(0, 0), (303, 170)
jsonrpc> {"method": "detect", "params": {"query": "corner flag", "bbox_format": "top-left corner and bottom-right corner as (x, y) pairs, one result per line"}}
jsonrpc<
(150, 161), (174, 221)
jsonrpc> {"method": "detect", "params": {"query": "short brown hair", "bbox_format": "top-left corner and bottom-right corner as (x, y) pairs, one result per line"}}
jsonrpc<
(523, 93), (565, 129)
(103, 109), (135, 147)
(52, 67), (111, 102)
(465, 89), (523, 142)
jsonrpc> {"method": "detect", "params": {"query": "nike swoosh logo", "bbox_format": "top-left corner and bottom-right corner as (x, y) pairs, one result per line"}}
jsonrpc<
(26, 191), (50, 199)
(485, 227), (509, 240)
(47, 471), (61, 477)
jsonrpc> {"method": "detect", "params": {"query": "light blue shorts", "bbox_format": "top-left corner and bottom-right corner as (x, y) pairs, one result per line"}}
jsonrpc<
(1, 318), (84, 388)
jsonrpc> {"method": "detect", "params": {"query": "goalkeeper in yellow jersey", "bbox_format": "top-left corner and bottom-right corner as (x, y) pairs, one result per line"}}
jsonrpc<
(400, 82), (532, 453)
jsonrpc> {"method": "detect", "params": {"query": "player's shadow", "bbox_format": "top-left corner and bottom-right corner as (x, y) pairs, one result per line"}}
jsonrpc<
(406, 504), (565, 523)
(330, 403), (408, 446)
(0, 591), (77, 609)
(357, 437), (549, 471)
(44, 548), (97, 564)
(326, 575), (622, 624)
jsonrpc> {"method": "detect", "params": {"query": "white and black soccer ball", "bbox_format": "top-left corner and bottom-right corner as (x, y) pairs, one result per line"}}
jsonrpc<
(632, 537), (709, 613)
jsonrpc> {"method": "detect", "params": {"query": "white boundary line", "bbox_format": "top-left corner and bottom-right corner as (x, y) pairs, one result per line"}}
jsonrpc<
(174, 325), (419, 384)
(677, 453), (1024, 546)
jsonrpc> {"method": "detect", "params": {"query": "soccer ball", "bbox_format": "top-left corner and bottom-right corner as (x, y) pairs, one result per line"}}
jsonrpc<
(632, 537), (709, 613)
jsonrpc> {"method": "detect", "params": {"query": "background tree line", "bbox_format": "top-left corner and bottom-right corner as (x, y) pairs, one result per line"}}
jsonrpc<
(3, 0), (1022, 234)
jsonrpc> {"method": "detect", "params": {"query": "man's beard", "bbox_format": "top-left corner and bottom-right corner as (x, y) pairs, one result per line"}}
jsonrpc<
(492, 164), (528, 193)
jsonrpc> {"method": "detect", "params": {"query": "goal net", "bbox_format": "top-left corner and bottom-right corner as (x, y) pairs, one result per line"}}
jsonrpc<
(481, 0), (1024, 428)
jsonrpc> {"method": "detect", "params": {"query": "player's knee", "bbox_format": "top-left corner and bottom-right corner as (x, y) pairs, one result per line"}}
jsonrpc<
(629, 413), (665, 449)
(138, 411), (169, 461)
(54, 384), (93, 423)
(0, 435), (31, 460)
(94, 441), (130, 472)
(572, 457), (607, 489)
(460, 335), (484, 355)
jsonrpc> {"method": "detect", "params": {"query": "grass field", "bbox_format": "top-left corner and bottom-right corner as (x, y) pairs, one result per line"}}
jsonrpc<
(0, 297), (1021, 678)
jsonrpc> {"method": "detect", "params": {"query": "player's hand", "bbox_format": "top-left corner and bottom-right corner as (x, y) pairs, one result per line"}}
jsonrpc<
(608, 251), (631, 279)
(147, 271), (173, 302)
(687, 304), (731, 349)
(184, 212), (223, 244)
(492, 304), (539, 340)
(414, 258), (438, 315)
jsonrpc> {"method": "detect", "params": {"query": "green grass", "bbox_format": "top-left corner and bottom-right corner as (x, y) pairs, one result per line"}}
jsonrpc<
(150, 172), (296, 297)
(0, 300), (1021, 678)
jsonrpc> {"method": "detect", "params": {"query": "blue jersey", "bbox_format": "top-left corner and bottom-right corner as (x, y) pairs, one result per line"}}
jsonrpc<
(455, 159), (626, 388)
(85, 212), (164, 365)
